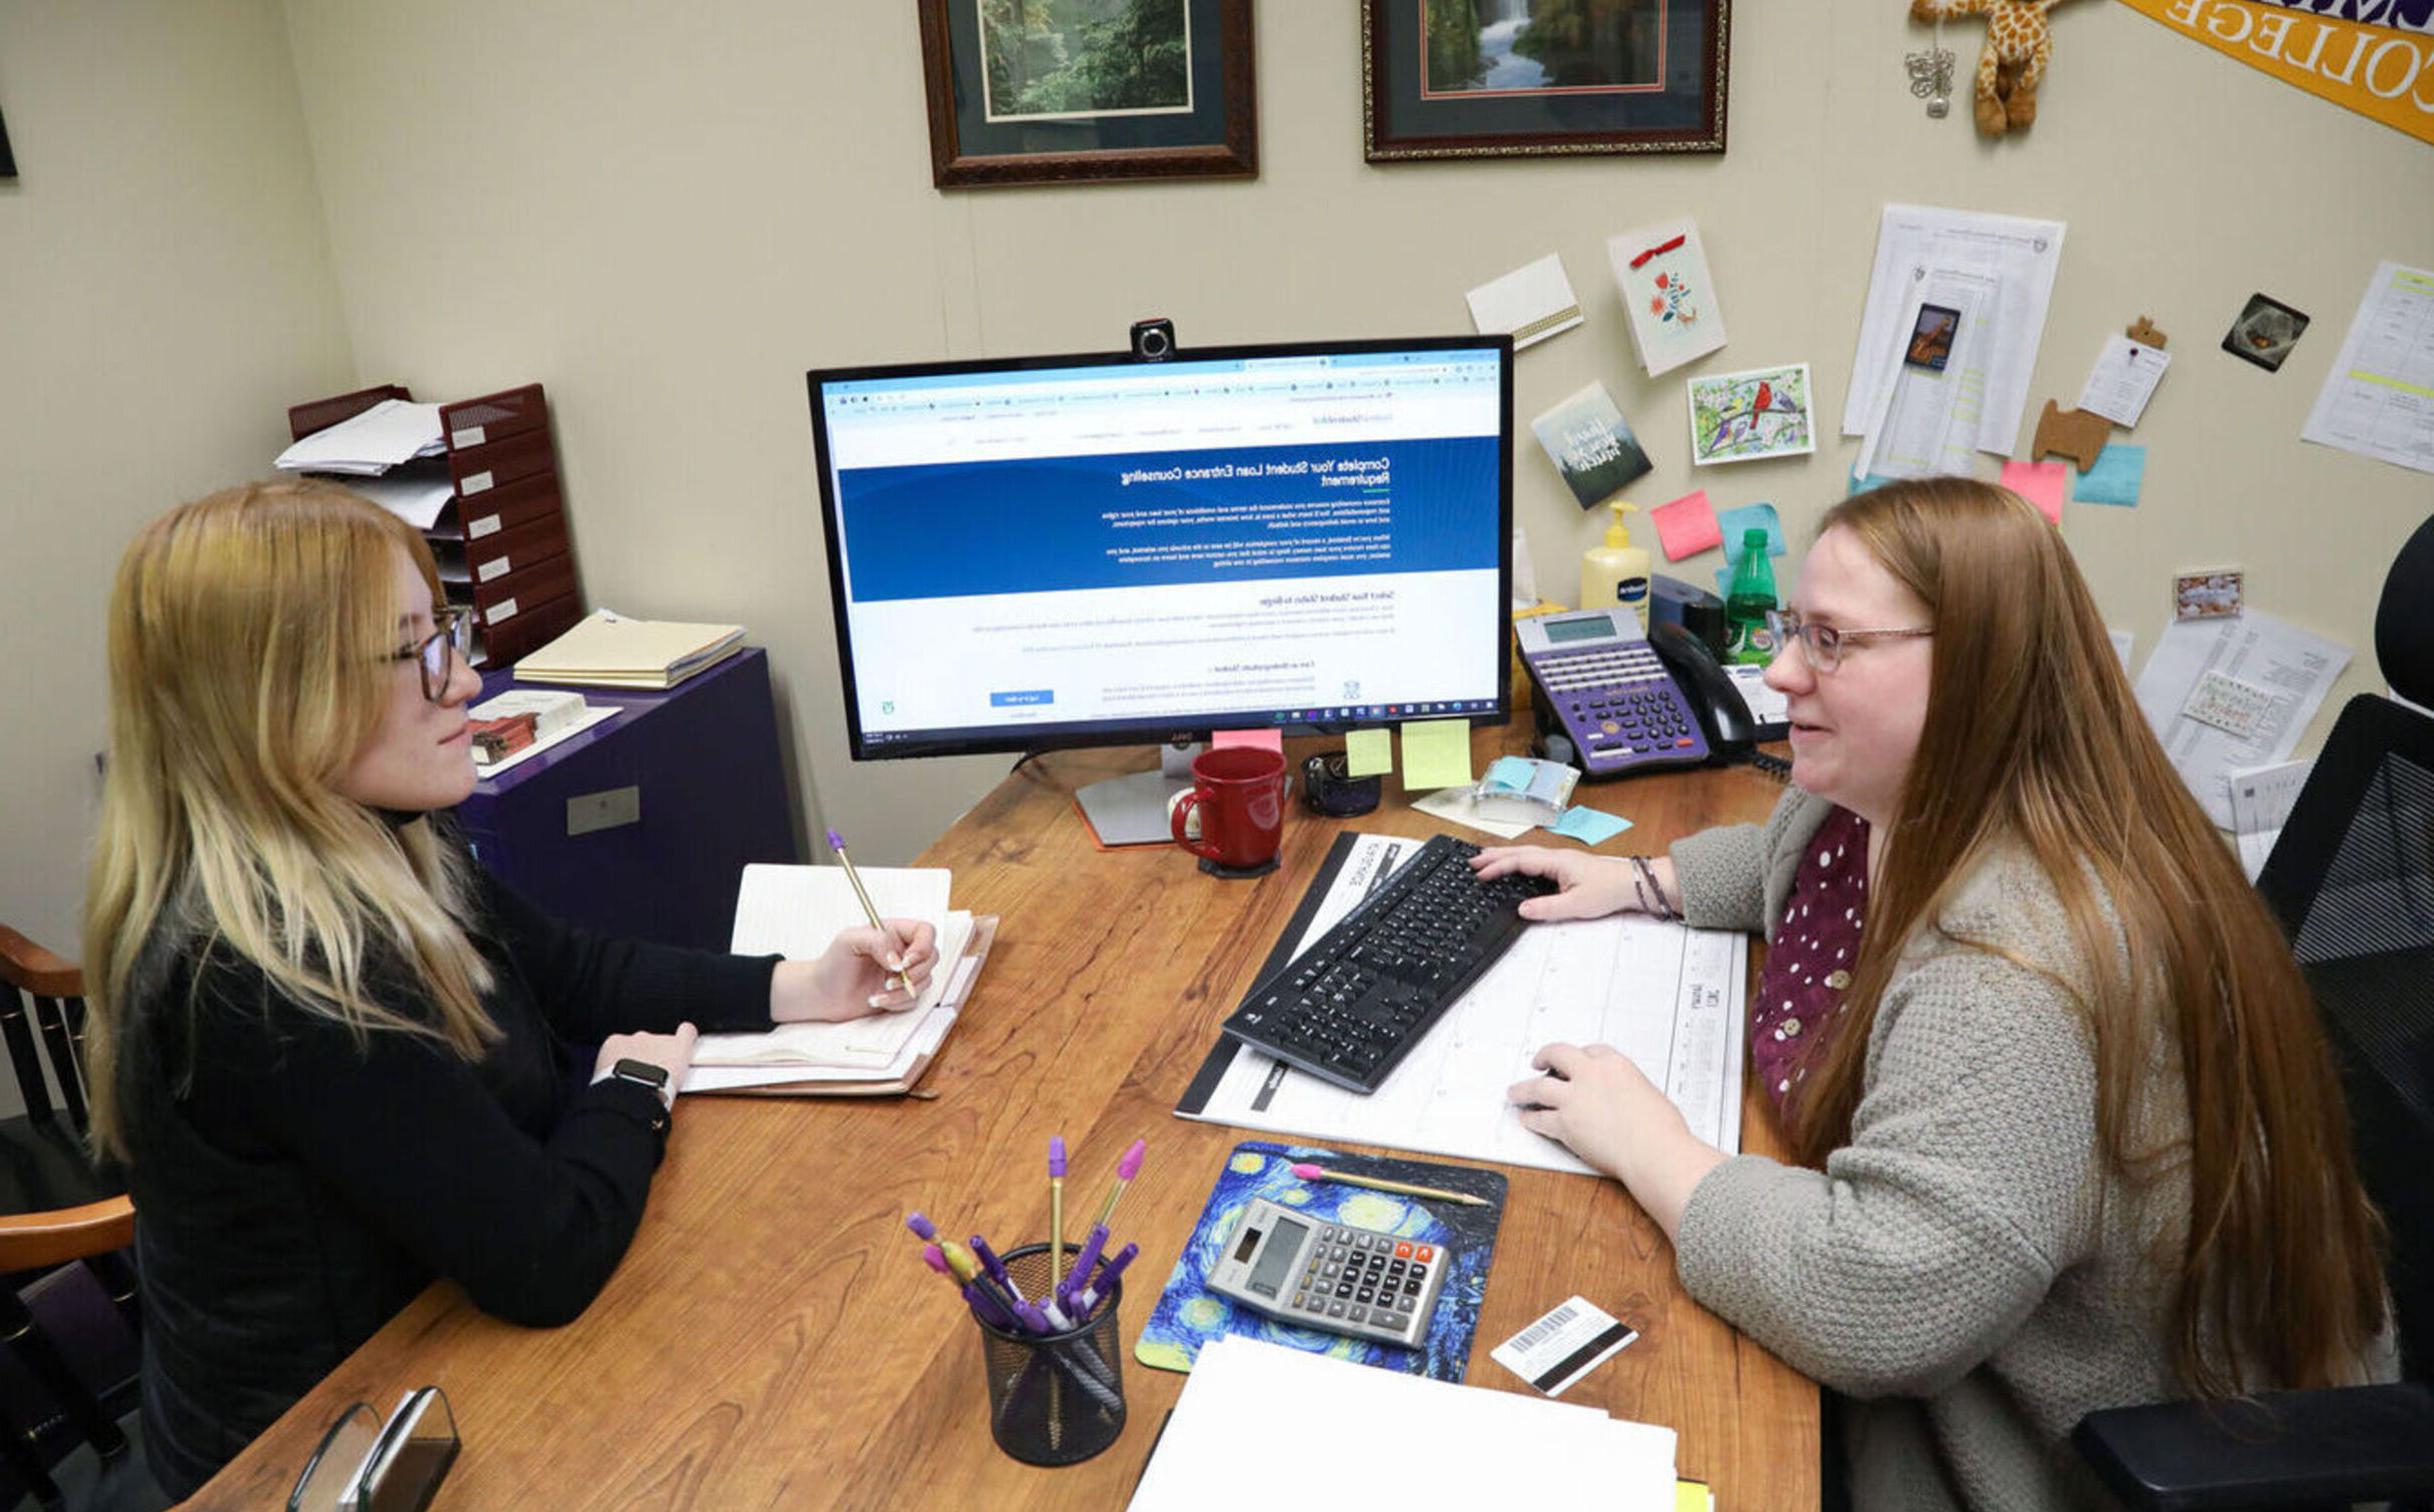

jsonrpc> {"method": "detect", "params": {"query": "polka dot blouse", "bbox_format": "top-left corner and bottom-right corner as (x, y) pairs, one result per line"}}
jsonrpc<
(1752, 804), (1869, 1119)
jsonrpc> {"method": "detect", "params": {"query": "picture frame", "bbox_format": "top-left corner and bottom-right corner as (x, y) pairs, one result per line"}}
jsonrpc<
(916, 0), (1258, 189)
(1688, 363), (1815, 467)
(1363, 0), (1730, 162)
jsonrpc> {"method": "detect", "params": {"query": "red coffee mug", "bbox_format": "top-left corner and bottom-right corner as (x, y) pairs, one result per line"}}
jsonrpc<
(1171, 746), (1289, 873)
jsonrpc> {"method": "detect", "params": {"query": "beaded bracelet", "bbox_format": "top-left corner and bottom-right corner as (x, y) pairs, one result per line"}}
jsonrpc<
(1626, 855), (1682, 922)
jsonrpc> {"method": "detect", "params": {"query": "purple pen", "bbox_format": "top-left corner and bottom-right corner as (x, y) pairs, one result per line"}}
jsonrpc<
(1091, 1139), (1147, 1230)
(1063, 1222), (1109, 1297)
(905, 1211), (938, 1243)
(827, 828), (910, 992)
(1077, 1242), (1140, 1316)
(969, 1233), (1025, 1302)
(923, 1244), (1017, 1332)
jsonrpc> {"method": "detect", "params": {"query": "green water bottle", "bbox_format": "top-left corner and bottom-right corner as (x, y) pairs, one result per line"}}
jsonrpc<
(1724, 528), (1778, 666)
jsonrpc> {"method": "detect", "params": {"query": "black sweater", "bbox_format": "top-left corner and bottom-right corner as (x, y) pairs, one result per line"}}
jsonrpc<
(118, 866), (775, 1498)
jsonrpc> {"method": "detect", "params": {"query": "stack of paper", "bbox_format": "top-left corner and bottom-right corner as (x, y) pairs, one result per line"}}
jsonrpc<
(684, 862), (982, 1096)
(515, 609), (744, 690)
(1128, 1335), (1679, 1508)
(274, 398), (447, 476)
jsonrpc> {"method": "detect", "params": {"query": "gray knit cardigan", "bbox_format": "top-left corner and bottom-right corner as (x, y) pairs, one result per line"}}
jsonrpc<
(1666, 786), (2396, 1512)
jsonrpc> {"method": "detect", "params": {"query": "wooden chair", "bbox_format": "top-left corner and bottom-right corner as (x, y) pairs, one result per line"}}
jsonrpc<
(0, 927), (138, 1508)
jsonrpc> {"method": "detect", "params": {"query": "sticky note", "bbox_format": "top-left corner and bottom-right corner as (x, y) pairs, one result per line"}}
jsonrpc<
(1400, 718), (1474, 791)
(1714, 564), (1735, 598)
(1213, 728), (1284, 754)
(1482, 755), (1538, 792)
(2073, 444), (2145, 507)
(1650, 490), (1723, 561)
(2001, 460), (2067, 525)
(1343, 727), (1393, 778)
(1550, 806), (1633, 845)
(1717, 502), (1784, 560)
(1847, 471), (1899, 495)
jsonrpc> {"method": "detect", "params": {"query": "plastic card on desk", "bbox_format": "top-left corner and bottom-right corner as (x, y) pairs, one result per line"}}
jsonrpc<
(1134, 1140), (1505, 1383)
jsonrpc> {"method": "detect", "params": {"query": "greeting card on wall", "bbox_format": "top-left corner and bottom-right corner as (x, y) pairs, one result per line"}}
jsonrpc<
(1608, 218), (1727, 377)
(1689, 364), (1815, 466)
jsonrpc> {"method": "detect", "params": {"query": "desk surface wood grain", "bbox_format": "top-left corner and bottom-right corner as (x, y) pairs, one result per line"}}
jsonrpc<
(187, 727), (1816, 1510)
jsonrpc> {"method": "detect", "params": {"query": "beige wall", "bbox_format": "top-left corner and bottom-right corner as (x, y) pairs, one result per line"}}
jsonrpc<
(7, 3), (2430, 967)
(0, 0), (356, 957)
(277, 2), (2434, 872)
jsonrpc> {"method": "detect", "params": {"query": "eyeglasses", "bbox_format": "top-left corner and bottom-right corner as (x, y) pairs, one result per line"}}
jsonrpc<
(1764, 609), (1933, 673)
(390, 609), (473, 703)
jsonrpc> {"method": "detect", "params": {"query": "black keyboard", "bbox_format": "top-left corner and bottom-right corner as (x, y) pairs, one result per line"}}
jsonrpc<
(1219, 834), (1557, 1093)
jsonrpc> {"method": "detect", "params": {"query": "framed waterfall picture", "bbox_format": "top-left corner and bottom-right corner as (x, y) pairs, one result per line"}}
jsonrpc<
(1363, 0), (1730, 161)
(916, 0), (1258, 188)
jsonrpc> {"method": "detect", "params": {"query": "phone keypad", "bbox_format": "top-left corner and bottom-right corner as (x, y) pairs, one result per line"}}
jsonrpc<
(1537, 647), (1706, 770)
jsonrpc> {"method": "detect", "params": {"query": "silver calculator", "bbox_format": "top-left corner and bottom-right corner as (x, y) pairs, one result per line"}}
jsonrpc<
(1205, 1197), (1449, 1347)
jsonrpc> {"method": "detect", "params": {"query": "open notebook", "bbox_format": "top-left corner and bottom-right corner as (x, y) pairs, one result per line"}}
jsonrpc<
(682, 863), (992, 1097)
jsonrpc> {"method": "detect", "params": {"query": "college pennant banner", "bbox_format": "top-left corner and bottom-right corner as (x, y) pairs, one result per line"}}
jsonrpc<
(2243, 0), (2431, 33)
(2117, 0), (2434, 143)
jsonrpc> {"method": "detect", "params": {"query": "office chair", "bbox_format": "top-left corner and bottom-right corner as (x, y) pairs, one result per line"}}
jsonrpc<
(2073, 515), (2434, 1511)
(0, 927), (140, 1509)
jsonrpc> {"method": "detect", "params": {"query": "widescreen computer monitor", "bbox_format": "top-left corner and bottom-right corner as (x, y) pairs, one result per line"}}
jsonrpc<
(806, 335), (1513, 763)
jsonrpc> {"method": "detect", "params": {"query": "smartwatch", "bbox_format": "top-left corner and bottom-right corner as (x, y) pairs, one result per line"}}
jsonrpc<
(601, 1056), (675, 1115)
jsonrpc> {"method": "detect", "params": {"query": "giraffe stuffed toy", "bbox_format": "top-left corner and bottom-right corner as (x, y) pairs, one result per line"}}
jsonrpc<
(1910, 0), (2063, 137)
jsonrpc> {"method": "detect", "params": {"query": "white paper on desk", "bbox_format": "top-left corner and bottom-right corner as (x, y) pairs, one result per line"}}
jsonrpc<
(1185, 835), (1746, 1172)
(2228, 759), (2312, 882)
(2302, 261), (2434, 476)
(1855, 260), (1999, 482)
(1844, 205), (2066, 457)
(2079, 335), (2171, 428)
(2134, 612), (2349, 828)
(683, 1007), (957, 1091)
(274, 398), (447, 475)
(690, 865), (959, 1068)
(1128, 1335), (1678, 1511)
(468, 704), (621, 780)
(1467, 253), (1584, 351)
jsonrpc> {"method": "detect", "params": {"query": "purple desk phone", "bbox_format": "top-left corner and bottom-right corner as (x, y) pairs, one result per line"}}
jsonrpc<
(1520, 610), (1756, 779)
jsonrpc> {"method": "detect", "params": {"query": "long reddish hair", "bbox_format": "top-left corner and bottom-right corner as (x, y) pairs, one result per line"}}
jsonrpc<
(1786, 477), (2385, 1397)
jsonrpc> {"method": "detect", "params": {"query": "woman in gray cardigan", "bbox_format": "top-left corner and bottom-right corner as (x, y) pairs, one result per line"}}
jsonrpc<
(1475, 477), (2391, 1512)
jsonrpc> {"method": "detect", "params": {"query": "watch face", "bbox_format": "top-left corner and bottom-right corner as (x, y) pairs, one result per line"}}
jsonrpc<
(612, 1057), (670, 1089)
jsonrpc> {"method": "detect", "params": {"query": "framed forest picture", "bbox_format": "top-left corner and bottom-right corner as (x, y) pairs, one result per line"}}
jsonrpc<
(1364, 0), (1730, 161)
(917, 0), (1258, 188)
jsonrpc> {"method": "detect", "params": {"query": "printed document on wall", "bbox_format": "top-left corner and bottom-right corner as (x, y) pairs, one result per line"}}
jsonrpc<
(1853, 261), (1999, 481)
(2303, 261), (2434, 476)
(1843, 205), (2066, 457)
(1181, 835), (1746, 1173)
(2134, 611), (2350, 828)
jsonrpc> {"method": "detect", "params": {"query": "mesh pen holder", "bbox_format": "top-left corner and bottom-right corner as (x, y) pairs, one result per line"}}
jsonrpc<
(975, 1242), (1127, 1466)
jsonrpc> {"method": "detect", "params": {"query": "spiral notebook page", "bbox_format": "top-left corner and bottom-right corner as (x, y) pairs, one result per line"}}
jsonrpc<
(691, 864), (958, 1068)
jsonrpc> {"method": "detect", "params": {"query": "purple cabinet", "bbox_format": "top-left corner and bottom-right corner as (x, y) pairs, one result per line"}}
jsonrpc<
(452, 648), (798, 950)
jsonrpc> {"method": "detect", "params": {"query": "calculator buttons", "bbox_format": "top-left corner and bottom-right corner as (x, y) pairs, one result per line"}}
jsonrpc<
(1414, 1246), (1435, 1262)
(1394, 1241), (1413, 1258)
(1348, 1307), (1368, 1324)
(1327, 1301), (1347, 1318)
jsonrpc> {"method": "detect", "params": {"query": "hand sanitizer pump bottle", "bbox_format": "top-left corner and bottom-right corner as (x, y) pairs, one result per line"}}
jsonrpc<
(1578, 501), (1651, 629)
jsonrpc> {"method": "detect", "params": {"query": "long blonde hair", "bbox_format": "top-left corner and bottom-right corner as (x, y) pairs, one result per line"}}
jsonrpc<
(1785, 477), (2386, 1398)
(84, 480), (498, 1161)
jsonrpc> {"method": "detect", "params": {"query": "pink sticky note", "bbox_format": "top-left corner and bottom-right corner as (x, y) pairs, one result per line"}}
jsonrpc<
(2001, 461), (2067, 525)
(1213, 728), (1284, 754)
(1650, 490), (1724, 561)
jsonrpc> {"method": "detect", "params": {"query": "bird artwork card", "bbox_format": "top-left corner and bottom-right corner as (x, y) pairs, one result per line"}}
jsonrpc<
(1688, 364), (1816, 466)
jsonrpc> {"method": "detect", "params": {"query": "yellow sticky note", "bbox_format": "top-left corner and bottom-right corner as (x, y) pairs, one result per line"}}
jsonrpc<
(1400, 718), (1474, 791)
(1343, 727), (1393, 777)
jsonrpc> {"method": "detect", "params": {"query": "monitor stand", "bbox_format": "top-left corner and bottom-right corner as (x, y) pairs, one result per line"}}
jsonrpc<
(1074, 742), (1201, 847)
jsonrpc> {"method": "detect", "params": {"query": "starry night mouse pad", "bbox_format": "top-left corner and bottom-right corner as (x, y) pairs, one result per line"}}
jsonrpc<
(1135, 1139), (1506, 1382)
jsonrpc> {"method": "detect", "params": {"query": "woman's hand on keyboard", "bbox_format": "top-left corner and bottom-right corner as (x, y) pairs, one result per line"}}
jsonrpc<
(1469, 846), (1637, 921)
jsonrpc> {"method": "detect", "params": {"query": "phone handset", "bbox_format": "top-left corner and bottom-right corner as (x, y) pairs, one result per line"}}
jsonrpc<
(1649, 621), (1790, 779)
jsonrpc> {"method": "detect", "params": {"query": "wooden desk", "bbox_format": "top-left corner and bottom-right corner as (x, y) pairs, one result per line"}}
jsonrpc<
(188, 728), (1817, 1509)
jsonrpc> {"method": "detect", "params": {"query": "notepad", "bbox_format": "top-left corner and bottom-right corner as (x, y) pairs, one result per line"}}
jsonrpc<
(687, 863), (981, 1092)
(1128, 1335), (1678, 1509)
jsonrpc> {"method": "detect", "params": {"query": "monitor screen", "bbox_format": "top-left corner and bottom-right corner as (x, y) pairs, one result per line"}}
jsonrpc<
(807, 336), (1512, 761)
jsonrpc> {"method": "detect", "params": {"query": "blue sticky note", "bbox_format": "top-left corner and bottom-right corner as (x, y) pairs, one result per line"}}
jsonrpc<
(1550, 805), (1633, 846)
(1847, 471), (1899, 496)
(2072, 445), (2145, 507)
(1715, 565), (1734, 597)
(1482, 755), (1537, 793)
(1717, 502), (1785, 561)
